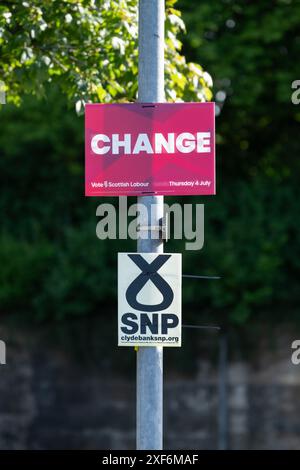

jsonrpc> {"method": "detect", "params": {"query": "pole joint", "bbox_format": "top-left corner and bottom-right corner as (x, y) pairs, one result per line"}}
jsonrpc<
(137, 218), (167, 240)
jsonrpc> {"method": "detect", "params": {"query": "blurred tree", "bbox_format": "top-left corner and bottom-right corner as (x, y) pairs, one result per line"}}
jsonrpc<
(177, 0), (300, 325)
(0, 87), (133, 320)
(0, 0), (212, 108)
(179, 0), (300, 179)
(1, 0), (300, 330)
(0, 0), (212, 321)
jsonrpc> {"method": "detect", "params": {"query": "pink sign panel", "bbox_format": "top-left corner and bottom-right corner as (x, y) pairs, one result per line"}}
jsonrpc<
(85, 102), (215, 196)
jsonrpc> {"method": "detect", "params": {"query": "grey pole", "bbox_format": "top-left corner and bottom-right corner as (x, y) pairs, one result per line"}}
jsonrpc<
(136, 0), (165, 450)
(218, 329), (229, 450)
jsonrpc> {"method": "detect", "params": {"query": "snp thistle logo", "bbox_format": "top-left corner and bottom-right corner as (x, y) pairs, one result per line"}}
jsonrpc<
(0, 340), (6, 365)
(0, 81), (6, 105)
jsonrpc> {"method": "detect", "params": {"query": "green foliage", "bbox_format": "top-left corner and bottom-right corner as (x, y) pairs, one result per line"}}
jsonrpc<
(33, 222), (116, 321)
(179, 0), (300, 179)
(1, 0), (299, 329)
(0, 86), (300, 326)
(181, 178), (300, 325)
(0, 234), (54, 312)
(0, 0), (212, 108)
(0, 89), (131, 321)
(177, 0), (300, 325)
(0, 0), (212, 322)
(0, 84), (300, 324)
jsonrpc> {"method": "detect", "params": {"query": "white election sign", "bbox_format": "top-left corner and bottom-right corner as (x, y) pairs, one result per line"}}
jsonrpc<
(118, 253), (182, 347)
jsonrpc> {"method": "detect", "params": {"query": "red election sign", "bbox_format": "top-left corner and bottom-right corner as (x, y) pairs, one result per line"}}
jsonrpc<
(85, 102), (215, 196)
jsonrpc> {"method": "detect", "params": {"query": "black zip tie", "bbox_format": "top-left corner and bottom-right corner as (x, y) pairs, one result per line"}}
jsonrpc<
(183, 274), (221, 280)
(182, 324), (221, 330)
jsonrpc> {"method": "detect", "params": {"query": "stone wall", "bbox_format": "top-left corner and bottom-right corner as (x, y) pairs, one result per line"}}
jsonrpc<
(0, 321), (299, 450)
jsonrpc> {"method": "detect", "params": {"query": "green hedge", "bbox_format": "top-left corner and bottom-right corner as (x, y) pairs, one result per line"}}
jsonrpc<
(0, 91), (299, 326)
